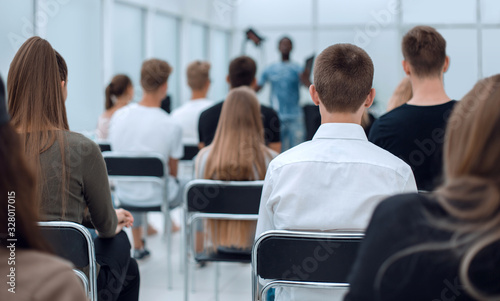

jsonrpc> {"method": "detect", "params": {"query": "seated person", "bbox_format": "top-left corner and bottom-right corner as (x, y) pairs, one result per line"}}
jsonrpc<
(369, 26), (457, 191)
(195, 87), (277, 253)
(255, 43), (417, 301)
(109, 59), (183, 259)
(7, 37), (139, 301)
(345, 75), (500, 301)
(96, 74), (134, 141)
(0, 74), (88, 301)
(171, 61), (214, 146)
(198, 56), (281, 153)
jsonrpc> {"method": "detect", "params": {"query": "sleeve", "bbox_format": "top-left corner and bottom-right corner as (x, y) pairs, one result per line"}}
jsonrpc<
(82, 140), (117, 238)
(402, 172), (417, 193)
(255, 167), (276, 239)
(264, 107), (281, 144)
(258, 67), (269, 87)
(170, 123), (184, 159)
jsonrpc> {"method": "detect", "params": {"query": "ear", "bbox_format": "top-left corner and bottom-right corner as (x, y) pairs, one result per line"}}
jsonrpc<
(250, 78), (257, 89)
(364, 88), (376, 108)
(309, 85), (320, 106)
(226, 75), (230, 84)
(61, 81), (66, 88)
(402, 60), (411, 76)
(443, 56), (450, 73)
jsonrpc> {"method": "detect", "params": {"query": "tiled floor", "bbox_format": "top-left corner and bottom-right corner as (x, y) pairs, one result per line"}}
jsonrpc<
(124, 209), (252, 301)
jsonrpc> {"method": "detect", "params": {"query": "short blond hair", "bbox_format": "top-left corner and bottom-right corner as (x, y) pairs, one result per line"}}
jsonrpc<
(187, 61), (210, 90)
(141, 59), (172, 92)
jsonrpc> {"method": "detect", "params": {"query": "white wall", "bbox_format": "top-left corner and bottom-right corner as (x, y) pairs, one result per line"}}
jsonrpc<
(231, 0), (500, 114)
(0, 0), (233, 132)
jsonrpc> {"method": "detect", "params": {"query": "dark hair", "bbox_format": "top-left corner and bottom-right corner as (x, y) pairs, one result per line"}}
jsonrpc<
(402, 26), (447, 78)
(55, 50), (67, 82)
(141, 59), (172, 92)
(279, 36), (293, 47)
(313, 43), (374, 113)
(228, 56), (257, 88)
(0, 75), (50, 252)
(105, 74), (132, 110)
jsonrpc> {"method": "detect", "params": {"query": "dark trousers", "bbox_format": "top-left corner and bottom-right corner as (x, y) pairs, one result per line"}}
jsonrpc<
(94, 231), (140, 301)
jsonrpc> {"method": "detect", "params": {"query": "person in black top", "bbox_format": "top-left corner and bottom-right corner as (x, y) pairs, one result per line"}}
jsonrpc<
(345, 74), (500, 301)
(369, 26), (456, 191)
(198, 56), (281, 153)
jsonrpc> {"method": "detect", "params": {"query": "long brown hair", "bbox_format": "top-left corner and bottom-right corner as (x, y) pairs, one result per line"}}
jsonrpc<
(203, 86), (270, 181)
(375, 75), (500, 299)
(0, 75), (50, 252)
(435, 74), (500, 299)
(7, 37), (69, 215)
(201, 87), (273, 250)
(105, 74), (132, 110)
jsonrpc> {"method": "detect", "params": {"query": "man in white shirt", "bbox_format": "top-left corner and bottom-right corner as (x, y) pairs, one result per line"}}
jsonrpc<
(255, 44), (417, 301)
(109, 58), (183, 259)
(171, 61), (214, 145)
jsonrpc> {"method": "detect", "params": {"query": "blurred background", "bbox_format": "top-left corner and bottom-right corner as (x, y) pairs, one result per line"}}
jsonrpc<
(1, 0), (499, 132)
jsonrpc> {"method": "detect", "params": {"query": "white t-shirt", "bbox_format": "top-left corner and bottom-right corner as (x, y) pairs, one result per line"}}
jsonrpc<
(108, 103), (183, 206)
(170, 98), (214, 145)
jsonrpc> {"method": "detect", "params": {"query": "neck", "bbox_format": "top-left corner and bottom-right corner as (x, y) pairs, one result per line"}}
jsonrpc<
(191, 90), (207, 100)
(408, 75), (451, 106)
(113, 97), (129, 109)
(281, 53), (290, 62)
(320, 107), (363, 125)
(139, 93), (162, 108)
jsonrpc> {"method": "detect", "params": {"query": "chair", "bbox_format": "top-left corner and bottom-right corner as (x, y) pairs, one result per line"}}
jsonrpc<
(183, 179), (264, 301)
(178, 145), (200, 180)
(38, 221), (97, 301)
(252, 230), (364, 301)
(98, 143), (111, 152)
(102, 151), (175, 289)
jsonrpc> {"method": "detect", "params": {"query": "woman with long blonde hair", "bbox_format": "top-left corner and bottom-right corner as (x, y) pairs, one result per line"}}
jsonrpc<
(195, 86), (277, 252)
(345, 74), (500, 300)
(8, 37), (139, 301)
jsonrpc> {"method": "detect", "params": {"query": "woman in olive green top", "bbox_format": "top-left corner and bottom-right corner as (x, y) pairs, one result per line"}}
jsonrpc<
(7, 37), (140, 301)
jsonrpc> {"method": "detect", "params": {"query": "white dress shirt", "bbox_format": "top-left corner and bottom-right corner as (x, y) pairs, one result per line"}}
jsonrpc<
(170, 98), (214, 145)
(255, 123), (417, 301)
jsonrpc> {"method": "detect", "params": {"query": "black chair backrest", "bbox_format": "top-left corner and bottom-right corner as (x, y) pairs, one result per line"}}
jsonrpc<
(98, 143), (111, 152)
(40, 226), (90, 268)
(256, 234), (362, 283)
(181, 145), (199, 161)
(104, 156), (164, 177)
(186, 181), (263, 214)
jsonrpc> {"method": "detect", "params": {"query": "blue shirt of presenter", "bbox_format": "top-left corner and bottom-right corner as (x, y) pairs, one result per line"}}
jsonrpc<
(256, 37), (311, 151)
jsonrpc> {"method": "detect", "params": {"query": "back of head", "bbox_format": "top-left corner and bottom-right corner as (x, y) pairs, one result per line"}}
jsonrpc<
(141, 58), (172, 92)
(187, 61), (211, 91)
(436, 74), (500, 300)
(105, 74), (132, 109)
(0, 75), (49, 252)
(205, 86), (267, 181)
(8, 36), (68, 133)
(402, 26), (447, 78)
(228, 56), (257, 88)
(313, 43), (374, 113)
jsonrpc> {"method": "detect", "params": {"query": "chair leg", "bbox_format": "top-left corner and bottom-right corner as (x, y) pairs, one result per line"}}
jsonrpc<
(183, 222), (189, 301)
(165, 209), (172, 290)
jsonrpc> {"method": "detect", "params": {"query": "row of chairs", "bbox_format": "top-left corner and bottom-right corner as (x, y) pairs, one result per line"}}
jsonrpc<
(39, 144), (365, 301)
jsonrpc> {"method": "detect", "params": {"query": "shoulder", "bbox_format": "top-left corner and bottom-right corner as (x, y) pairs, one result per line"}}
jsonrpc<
(260, 104), (279, 118)
(200, 102), (223, 119)
(64, 131), (101, 156)
(372, 193), (436, 224)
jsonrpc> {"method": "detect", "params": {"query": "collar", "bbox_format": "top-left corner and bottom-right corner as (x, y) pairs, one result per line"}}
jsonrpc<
(312, 123), (368, 141)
